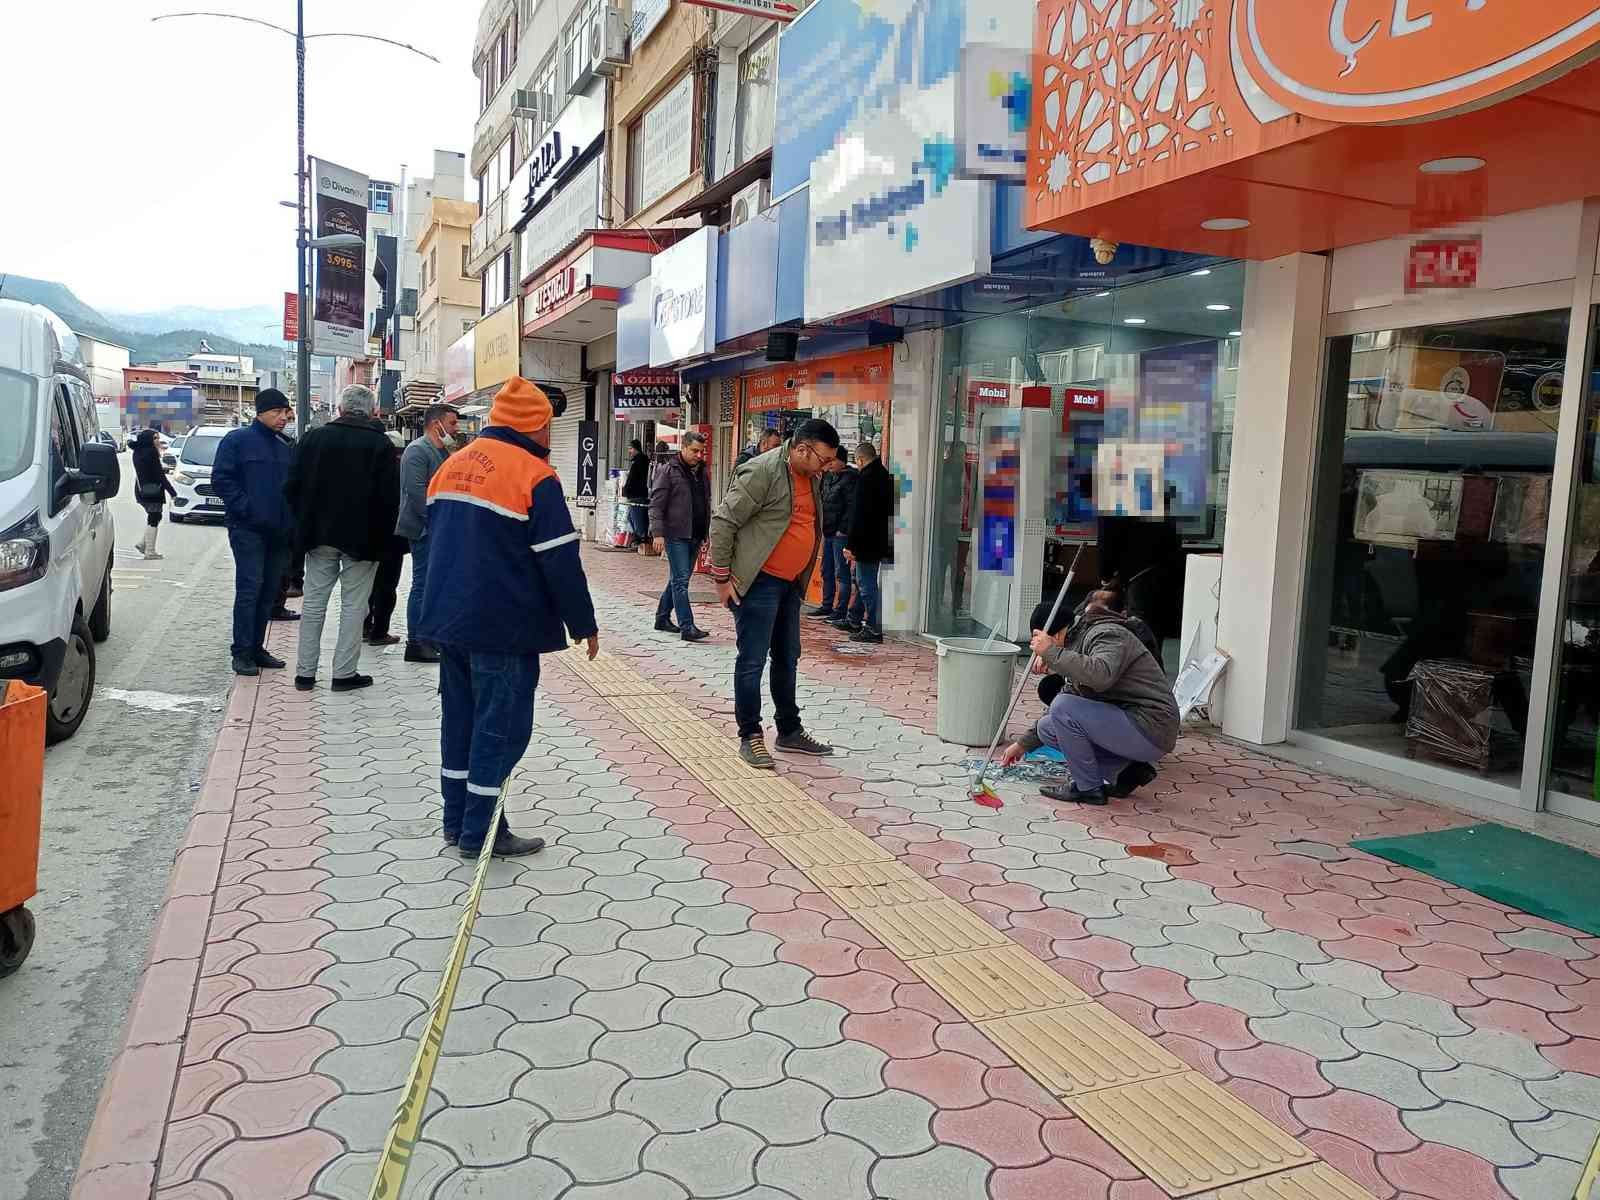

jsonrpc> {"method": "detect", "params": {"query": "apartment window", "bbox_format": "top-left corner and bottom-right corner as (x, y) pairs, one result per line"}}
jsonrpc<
(461, 245), (470, 277)
(500, 249), (512, 306)
(427, 247), (437, 288)
(626, 118), (644, 216)
(369, 181), (395, 214)
(735, 31), (779, 169)
(563, 0), (599, 92)
(535, 54), (559, 134)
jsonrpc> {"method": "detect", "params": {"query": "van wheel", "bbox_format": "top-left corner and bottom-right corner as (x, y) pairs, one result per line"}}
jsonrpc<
(89, 560), (112, 642)
(45, 615), (95, 744)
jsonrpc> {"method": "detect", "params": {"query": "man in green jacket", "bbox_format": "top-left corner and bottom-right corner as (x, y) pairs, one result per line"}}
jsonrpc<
(709, 418), (841, 769)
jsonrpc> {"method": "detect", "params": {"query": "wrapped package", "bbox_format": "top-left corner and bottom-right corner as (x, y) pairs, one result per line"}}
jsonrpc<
(1404, 658), (1522, 771)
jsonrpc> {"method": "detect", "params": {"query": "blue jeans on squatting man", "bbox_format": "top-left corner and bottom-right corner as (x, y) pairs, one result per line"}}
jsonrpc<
(820, 534), (852, 613)
(439, 646), (540, 853)
(655, 538), (701, 629)
(848, 558), (882, 634)
(228, 527), (291, 659)
(1037, 693), (1165, 793)
(732, 571), (803, 740)
(407, 533), (431, 642)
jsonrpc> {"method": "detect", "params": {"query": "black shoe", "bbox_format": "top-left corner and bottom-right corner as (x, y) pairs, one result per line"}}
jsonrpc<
(681, 627), (710, 642)
(1107, 762), (1158, 799)
(405, 642), (442, 663)
(443, 830), (459, 848)
(830, 616), (858, 631)
(774, 730), (834, 757)
(254, 651), (287, 669)
(270, 607), (301, 621)
(460, 831), (545, 858)
(654, 618), (681, 634)
(1041, 783), (1109, 806)
(331, 674), (374, 692)
(285, 585), (303, 599)
(806, 606), (835, 619)
(231, 655), (260, 677)
(850, 628), (883, 644)
(294, 676), (316, 691)
(739, 737), (776, 770)
(366, 633), (400, 646)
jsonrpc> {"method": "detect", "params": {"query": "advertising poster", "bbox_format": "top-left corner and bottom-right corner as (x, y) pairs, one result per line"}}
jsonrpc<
(576, 420), (599, 508)
(311, 157), (368, 357)
(1137, 341), (1216, 520)
(1376, 345), (1506, 431)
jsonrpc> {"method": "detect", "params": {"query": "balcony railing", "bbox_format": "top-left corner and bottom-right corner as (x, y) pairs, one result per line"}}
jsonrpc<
(469, 192), (507, 262)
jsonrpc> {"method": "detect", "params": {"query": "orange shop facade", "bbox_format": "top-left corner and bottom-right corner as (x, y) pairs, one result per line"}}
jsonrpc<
(1024, 0), (1600, 823)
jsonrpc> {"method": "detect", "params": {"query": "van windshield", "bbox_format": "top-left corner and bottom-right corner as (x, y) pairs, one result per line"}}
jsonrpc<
(0, 370), (38, 485)
(182, 433), (225, 467)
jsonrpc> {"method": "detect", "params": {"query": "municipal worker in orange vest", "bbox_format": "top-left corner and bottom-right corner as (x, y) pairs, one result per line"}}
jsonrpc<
(417, 377), (601, 858)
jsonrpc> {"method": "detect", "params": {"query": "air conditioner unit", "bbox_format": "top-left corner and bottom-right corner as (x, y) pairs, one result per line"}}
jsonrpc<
(512, 88), (544, 124)
(729, 177), (769, 228)
(594, 6), (628, 75)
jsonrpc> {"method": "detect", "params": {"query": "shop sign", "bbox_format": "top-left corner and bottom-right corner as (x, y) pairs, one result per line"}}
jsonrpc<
(614, 369), (681, 411)
(968, 380), (1012, 407)
(1233, 0), (1600, 125)
(1021, 385), (1051, 409)
(532, 265), (588, 316)
(443, 326), (475, 403)
(474, 301), (520, 391)
(1405, 236), (1481, 293)
(521, 91), (603, 217)
(683, 0), (798, 21)
(956, 43), (1031, 179)
(629, 0), (669, 48)
(576, 420), (599, 508)
(1066, 386), (1105, 414)
(744, 346), (892, 413)
(282, 291), (299, 342)
(520, 158), (599, 281)
(649, 228), (718, 366)
(638, 73), (695, 213)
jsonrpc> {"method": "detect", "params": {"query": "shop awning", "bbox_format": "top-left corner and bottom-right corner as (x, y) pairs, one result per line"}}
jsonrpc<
(661, 151), (772, 222)
(521, 231), (659, 344)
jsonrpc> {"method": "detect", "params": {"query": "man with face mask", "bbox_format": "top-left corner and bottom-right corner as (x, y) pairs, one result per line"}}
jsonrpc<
(396, 403), (460, 663)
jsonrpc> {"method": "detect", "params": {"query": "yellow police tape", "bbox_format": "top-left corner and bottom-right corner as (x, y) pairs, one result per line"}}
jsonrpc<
(1576, 1127), (1600, 1200)
(366, 782), (508, 1200)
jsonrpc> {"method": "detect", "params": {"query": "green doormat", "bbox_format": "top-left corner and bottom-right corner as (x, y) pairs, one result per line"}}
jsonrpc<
(1352, 823), (1600, 937)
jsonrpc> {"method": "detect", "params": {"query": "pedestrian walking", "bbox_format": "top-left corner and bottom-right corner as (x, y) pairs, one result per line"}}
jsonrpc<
(364, 430), (410, 647)
(417, 377), (600, 858)
(129, 429), (176, 560)
(808, 445), (857, 620)
(621, 439), (650, 546)
(735, 428), (783, 469)
(210, 389), (296, 677)
(998, 590), (1179, 805)
(708, 417), (840, 769)
(285, 385), (400, 692)
(395, 403), (457, 664)
(838, 441), (894, 644)
(650, 430), (711, 641)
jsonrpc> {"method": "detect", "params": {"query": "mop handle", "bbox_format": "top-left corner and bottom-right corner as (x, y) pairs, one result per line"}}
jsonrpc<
(973, 544), (1087, 785)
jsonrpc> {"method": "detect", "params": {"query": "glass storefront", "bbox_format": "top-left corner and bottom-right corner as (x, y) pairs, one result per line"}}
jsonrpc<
(926, 264), (1244, 670)
(1298, 310), (1573, 787)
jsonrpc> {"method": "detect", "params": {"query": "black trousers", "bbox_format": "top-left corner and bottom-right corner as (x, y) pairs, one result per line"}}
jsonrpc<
(365, 541), (407, 638)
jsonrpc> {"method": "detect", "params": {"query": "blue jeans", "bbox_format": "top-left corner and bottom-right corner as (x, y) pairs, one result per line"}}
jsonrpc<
(733, 572), (803, 740)
(227, 527), (290, 659)
(439, 646), (540, 853)
(820, 535), (852, 612)
(654, 538), (700, 629)
(407, 534), (431, 643)
(1037, 693), (1165, 791)
(849, 558), (883, 633)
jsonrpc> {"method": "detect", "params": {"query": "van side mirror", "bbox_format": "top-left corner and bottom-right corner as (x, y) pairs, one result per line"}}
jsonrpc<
(75, 441), (121, 502)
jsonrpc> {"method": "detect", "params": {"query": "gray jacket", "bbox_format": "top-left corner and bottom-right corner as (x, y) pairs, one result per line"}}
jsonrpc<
(395, 435), (448, 539)
(1021, 612), (1180, 754)
(708, 442), (822, 596)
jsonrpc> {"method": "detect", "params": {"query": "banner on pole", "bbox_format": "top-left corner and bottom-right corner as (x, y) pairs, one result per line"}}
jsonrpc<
(311, 157), (368, 357)
(282, 291), (299, 343)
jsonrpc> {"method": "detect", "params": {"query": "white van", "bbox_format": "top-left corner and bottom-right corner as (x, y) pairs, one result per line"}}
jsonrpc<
(0, 300), (121, 742)
(168, 425), (233, 523)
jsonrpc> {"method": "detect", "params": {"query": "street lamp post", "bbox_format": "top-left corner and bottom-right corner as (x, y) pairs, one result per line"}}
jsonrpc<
(150, 9), (439, 434)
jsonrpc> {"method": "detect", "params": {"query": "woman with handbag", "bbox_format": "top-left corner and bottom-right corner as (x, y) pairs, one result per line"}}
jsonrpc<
(131, 428), (177, 560)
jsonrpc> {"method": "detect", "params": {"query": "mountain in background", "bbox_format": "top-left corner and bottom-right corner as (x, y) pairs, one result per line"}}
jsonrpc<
(0, 274), (288, 369)
(106, 303), (283, 348)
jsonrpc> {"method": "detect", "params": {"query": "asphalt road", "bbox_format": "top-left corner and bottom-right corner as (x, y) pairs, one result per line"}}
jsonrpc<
(0, 469), (239, 1200)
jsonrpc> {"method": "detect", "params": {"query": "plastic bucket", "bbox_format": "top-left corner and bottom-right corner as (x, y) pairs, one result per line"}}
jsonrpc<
(935, 637), (1022, 746)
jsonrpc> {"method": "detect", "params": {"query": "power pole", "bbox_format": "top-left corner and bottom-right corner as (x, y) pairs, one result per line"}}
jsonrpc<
(295, 0), (311, 435)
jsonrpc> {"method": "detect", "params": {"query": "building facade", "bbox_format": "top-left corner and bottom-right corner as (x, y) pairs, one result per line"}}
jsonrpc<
(151, 352), (259, 426)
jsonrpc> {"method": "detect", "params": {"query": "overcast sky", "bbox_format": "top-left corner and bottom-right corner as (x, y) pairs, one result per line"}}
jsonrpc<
(1, 0), (477, 313)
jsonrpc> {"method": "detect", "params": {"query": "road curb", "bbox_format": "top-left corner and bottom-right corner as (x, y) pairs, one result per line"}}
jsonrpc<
(69, 672), (261, 1200)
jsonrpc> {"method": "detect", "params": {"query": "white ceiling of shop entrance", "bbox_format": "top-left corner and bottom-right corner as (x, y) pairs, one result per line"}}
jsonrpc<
(1052, 262), (1246, 342)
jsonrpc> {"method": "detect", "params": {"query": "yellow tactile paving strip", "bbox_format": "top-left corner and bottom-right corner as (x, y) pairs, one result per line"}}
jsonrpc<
(559, 652), (1376, 1199)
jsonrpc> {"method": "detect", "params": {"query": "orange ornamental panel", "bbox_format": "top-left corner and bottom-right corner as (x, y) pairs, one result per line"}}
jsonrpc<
(742, 347), (893, 414)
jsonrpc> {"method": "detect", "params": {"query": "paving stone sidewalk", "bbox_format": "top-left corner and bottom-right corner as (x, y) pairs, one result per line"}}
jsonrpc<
(71, 553), (1600, 1200)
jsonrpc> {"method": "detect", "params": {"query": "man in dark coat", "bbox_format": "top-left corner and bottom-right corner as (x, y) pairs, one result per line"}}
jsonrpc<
(809, 445), (857, 619)
(621, 439), (651, 543)
(285, 384), (400, 692)
(649, 431), (712, 641)
(211, 390), (296, 676)
(735, 428), (782, 469)
(838, 441), (894, 644)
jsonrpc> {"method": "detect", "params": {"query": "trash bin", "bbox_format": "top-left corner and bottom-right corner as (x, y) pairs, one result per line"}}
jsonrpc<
(0, 680), (44, 976)
(935, 637), (1022, 747)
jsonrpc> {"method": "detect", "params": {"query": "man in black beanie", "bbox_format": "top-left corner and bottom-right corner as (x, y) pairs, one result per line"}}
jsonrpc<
(211, 389), (296, 675)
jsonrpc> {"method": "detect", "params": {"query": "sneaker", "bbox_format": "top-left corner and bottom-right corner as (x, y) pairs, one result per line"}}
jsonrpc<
(681, 626), (710, 642)
(404, 642), (442, 663)
(142, 551), (165, 561)
(806, 606), (835, 619)
(654, 618), (681, 633)
(774, 730), (834, 757)
(331, 674), (374, 692)
(294, 676), (316, 691)
(1040, 783), (1108, 806)
(270, 607), (301, 621)
(850, 628), (883, 644)
(459, 831), (546, 858)
(442, 829), (459, 848)
(1107, 762), (1158, 799)
(254, 651), (287, 669)
(231, 654), (260, 677)
(366, 633), (400, 646)
(739, 736), (776, 770)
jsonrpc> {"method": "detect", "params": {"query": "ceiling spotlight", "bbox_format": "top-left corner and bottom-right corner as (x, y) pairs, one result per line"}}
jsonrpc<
(1229, 330), (1242, 337)
(1123, 317), (1146, 325)
(1206, 303), (1231, 311)
(1191, 269), (1211, 276)
(1095, 290), (1111, 298)
(1419, 156), (1485, 174)
(1201, 217), (1250, 231)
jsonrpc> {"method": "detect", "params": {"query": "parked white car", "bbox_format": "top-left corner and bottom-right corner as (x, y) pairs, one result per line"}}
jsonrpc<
(0, 300), (121, 742)
(168, 426), (232, 523)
